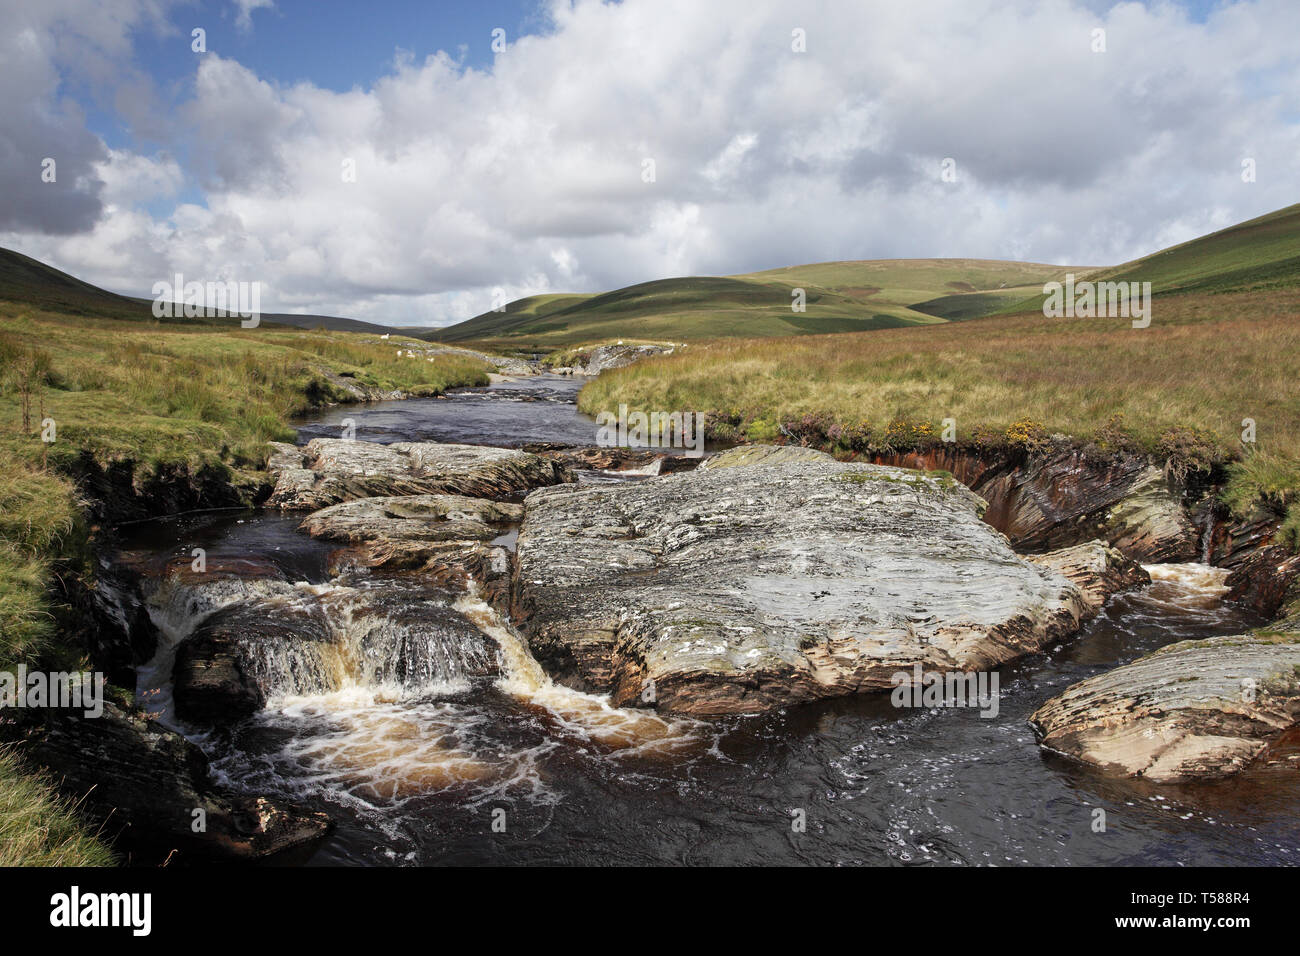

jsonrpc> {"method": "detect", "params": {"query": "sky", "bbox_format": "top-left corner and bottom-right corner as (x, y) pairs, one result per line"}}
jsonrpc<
(1, 0), (1298, 327)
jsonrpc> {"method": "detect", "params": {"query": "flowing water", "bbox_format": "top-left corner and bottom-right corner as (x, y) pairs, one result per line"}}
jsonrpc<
(120, 375), (1300, 866)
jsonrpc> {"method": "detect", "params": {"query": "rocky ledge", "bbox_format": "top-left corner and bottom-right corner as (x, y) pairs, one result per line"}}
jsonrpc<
(267, 438), (571, 509)
(552, 342), (677, 376)
(511, 445), (1145, 715)
(163, 565), (502, 725)
(1030, 632), (1300, 783)
(21, 703), (331, 862)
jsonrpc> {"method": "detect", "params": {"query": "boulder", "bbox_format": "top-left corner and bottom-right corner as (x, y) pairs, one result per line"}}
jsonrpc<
(512, 450), (1144, 715)
(578, 343), (675, 375)
(298, 493), (518, 596)
(300, 494), (521, 547)
(267, 438), (572, 510)
(699, 444), (835, 470)
(870, 444), (1198, 561)
(1030, 633), (1300, 782)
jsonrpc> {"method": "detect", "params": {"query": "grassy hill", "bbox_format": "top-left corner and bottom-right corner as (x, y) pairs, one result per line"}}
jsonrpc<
(450, 202), (1300, 348)
(0, 248), (401, 334)
(1090, 202), (1300, 294)
(429, 259), (1079, 347)
(915, 202), (1300, 320)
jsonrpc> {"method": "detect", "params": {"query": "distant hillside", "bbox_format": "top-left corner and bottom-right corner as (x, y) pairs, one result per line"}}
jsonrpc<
(0, 248), (399, 334)
(429, 258), (1077, 346)
(1091, 202), (1300, 294)
(914, 202), (1300, 320)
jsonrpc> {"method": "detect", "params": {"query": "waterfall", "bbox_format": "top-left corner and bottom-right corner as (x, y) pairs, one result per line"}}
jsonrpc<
(138, 573), (502, 722)
(1200, 507), (1217, 564)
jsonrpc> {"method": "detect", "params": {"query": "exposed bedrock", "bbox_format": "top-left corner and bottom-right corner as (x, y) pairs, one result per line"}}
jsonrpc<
(266, 438), (572, 510)
(1030, 632), (1300, 783)
(869, 444), (1197, 561)
(154, 565), (502, 726)
(551, 342), (677, 376)
(511, 446), (1145, 715)
(20, 703), (331, 862)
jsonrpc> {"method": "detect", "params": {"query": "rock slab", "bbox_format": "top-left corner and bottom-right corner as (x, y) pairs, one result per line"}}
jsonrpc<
(512, 447), (1144, 715)
(1030, 633), (1300, 782)
(267, 438), (571, 509)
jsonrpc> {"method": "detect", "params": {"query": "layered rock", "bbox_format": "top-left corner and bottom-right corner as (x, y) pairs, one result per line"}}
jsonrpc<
(1030, 633), (1300, 782)
(870, 444), (1198, 561)
(267, 438), (572, 510)
(170, 575), (502, 725)
(698, 444), (834, 471)
(1027, 541), (1151, 615)
(512, 447), (1145, 715)
(297, 494), (518, 602)
(21, 703), (331, 861)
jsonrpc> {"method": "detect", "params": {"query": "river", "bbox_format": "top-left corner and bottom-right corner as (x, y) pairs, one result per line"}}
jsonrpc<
(119, 374), (1300, 866)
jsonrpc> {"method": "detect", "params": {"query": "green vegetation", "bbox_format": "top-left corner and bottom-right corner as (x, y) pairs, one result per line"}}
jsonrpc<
(0, 282), (492, 865)
(0, 746), (114, 866)
(431, 259), (1078, 347)
(0, 247), (400, 334)
(1092, 202), (1300, 295)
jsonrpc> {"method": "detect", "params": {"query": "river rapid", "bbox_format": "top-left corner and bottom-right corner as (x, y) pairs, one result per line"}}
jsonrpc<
(119, 374), (1299, 866)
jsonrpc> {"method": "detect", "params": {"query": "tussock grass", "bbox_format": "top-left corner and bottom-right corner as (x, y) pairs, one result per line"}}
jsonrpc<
(0, 747), (113, 866)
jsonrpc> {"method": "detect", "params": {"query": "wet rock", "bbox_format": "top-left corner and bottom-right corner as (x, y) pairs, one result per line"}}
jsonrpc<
(512, 451), (1141, 715)
(1225, 544), (1300, 618)
(173, 596), (331, 723)
(298, 494), (519, 598)
(870, 444), (1197, 561)
(1030, 633), (1300, 782)
(1102, 467), (1198, 562)
(1027, 541), (1151, 616)
(20, 703), (331, 862)
(532, 445), (701, 475)
(169, 577), (501, 725)
(267, 438), (572, 510)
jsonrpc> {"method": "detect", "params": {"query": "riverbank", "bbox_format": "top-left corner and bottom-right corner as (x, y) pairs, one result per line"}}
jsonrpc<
(576, 288), (1300, 551)
(0, 301), (494, 864)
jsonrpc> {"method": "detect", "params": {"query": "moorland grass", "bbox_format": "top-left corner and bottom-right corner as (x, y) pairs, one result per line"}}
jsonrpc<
(0, 746), (114, 866)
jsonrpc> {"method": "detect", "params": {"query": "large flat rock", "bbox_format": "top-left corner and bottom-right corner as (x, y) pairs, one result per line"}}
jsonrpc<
(512, 451), (1143, 715)
(267, 438), (571, 510)
(1030, 632), (1300, 782)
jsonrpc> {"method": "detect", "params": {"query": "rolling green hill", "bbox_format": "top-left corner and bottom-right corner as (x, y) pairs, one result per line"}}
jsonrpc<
(0, 248), (400, 334)
(1090, 202), (1300, 294)
(435, 202), (1300, 347)
(429, 258), (1078, 346)
(914, 202), (1300, 320)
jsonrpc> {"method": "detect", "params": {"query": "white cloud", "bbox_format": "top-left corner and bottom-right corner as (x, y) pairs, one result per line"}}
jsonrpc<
(3, 0), (1300, 325)
(232, 0), (274, 33)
